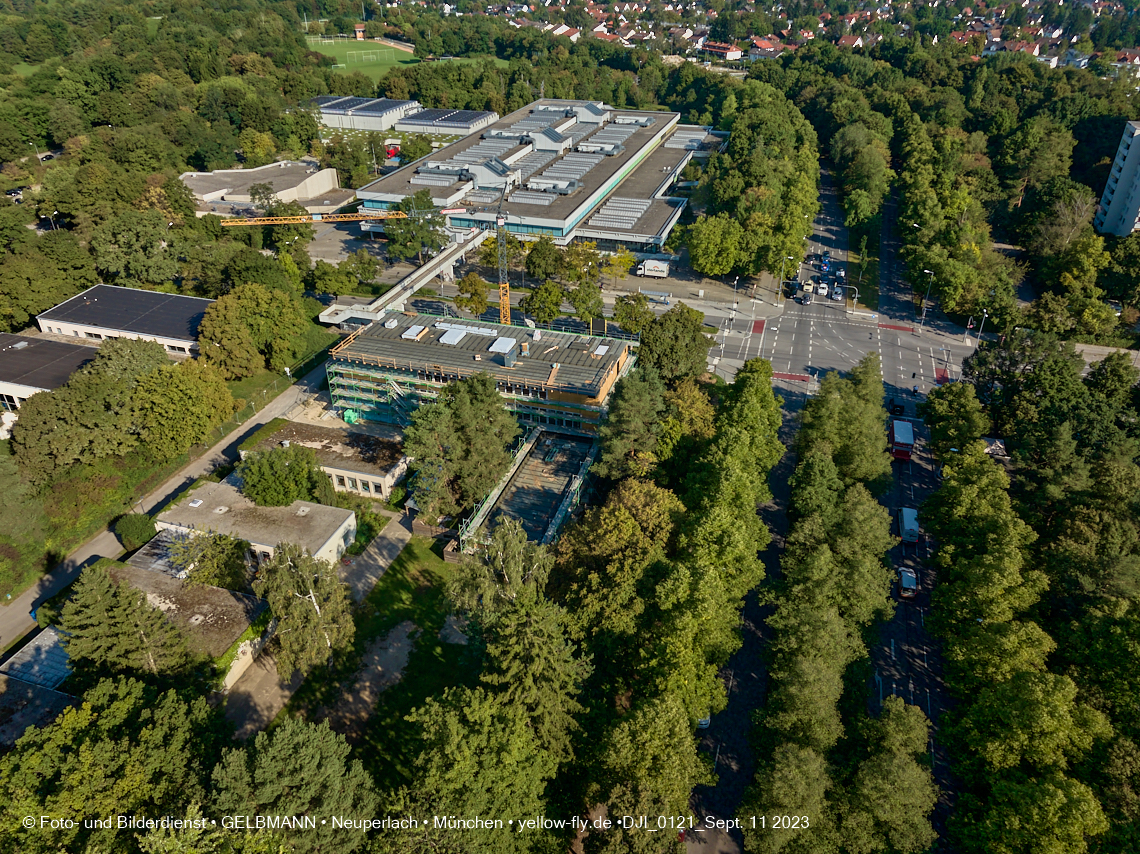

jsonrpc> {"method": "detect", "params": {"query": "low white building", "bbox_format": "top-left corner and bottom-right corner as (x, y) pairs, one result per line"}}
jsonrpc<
(179, 160), (353, 217)
(0, 333), (95, 411)
(155, 479), (357, 566)
(309, 96), (423, 132)
(36, 285), (212, 356)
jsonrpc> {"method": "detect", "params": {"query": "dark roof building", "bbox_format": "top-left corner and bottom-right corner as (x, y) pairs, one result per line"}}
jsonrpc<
(36, 285), (213, 355)
(393, 108), (500, 134)
(0, 333), (96, 410)
(310, 96), (424, 132)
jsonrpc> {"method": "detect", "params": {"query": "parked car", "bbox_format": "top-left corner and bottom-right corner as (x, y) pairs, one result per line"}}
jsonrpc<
(898, 568), (918, 598)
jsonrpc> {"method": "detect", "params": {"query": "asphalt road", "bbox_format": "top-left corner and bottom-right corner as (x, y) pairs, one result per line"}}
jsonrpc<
(686, 172), (973, 853)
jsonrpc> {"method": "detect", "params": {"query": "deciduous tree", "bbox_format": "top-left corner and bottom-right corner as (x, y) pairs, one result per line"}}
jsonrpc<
(254, 543), (354, 679)
(519, 278), (565, 324)
(637, 302), (714, 382)
(455, 271), (489, 317)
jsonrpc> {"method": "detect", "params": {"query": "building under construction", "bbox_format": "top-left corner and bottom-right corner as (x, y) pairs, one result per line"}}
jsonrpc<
(326, 312), (635, 433)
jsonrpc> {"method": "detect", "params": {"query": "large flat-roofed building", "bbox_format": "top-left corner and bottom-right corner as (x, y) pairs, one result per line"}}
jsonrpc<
(326, 313), (636, 433)
(310, 96), (424, 132)
(179, 160), (355, 217)
(0, 333), (96, 410)
(36, 285), (212, 355)
(355, 99), (720, 252)
(155, 478), (357, 567)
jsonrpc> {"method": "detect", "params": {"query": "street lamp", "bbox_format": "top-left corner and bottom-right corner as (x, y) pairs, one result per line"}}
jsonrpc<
(28, 141), (40, 160)
(920, 269), (934, 328)
(976, 308), (989, 342)
(846, 285), (860, 314)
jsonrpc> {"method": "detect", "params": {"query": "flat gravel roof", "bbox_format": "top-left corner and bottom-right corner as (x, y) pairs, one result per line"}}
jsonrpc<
(38, 285), (212, 342)
(331, 314), (629, 399)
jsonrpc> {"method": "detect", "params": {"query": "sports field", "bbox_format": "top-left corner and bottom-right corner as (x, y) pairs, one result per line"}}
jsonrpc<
(306, 36), (419, 81)
(306, 37), (510, 81)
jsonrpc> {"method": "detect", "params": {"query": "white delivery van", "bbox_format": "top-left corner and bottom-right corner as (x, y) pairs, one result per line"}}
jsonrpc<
(900, 507), (920, 543)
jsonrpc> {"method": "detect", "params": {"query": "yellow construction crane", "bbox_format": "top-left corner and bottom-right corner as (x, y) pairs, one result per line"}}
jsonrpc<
(221, 201), (514, 322)
(218, 210), (410, 226)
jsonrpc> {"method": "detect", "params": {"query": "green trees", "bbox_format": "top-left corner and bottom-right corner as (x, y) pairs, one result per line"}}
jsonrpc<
(602, 246), (635, 288)
(613, 291), (655, 335)
(385, 189), (445, 264)
(637, 302), (715, 382)
(798, 352), (892, 489)
(448, 518), (553, 615)
(114, 512), (155, 550)
(741, 353), (937, 854)
(58, 562), (191, 678)
(90, 208), (180, 287)
(197, 283), (308, 378)
(166, 530), (251, 590)
(567, 278), (605, 326)
(594, 368), (665, 480)
(212, 718), (379, 854)
(687, 212), (745, 277)
(524, 234), (564, 282)
(518, 278), (565, 324)
(0, 678), (224, 854)
(480, 595), (590, 765)
(11, 338), (173, 484)
(918, 381), (990, 461)
(129, 360), (235, 458)
(923, 442), (1111, 853)
(455, 271), (489, 316)
(254, 543), (354, 679)
(237, 444), (333, 507)
(399, 687), (557, 854)
(402, 373), (520, 520)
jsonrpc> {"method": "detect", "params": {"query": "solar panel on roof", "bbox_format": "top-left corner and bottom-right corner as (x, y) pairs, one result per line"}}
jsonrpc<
(327, 97), (377, 112)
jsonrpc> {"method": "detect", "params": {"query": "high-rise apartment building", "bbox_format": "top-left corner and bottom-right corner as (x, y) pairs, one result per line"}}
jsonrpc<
(1095, 120), (1140, 236)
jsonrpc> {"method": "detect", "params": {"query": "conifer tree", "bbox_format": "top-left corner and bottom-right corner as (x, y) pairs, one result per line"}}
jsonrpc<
(212, 718), (378, 854)
(58, 562), (190, 677)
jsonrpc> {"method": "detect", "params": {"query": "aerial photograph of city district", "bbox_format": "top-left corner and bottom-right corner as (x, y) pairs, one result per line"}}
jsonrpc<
(0, 0), (1139, 853)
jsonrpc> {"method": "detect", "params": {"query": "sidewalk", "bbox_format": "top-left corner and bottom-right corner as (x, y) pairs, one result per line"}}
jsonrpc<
(223, 513), (415, 738)
(0, 363), (327, 653)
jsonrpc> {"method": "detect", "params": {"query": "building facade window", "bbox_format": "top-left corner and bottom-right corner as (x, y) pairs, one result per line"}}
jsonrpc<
(0, 394), (17, 411)
(336, 475), (346, 487)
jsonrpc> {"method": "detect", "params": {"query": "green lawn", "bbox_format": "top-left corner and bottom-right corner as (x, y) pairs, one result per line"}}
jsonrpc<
(307, 39), (508, 81)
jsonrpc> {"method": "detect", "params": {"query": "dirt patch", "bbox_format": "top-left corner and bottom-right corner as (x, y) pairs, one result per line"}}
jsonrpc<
(322, 620), (418, 739)
(439, 614), (468, 645)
